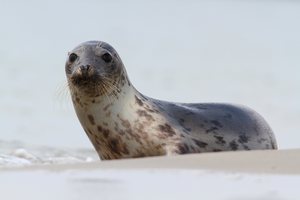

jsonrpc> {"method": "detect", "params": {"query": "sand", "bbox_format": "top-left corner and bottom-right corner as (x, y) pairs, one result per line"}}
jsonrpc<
(3, 149), (298, 174)
(1, 149), (299, 200)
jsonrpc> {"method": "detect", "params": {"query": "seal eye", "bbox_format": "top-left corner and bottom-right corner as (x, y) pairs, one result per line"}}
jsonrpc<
(102, 53), (112, 63)
(69, 53), (78, 63)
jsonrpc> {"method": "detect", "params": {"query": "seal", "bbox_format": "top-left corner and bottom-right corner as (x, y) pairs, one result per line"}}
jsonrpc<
(65, 41), (277, 160)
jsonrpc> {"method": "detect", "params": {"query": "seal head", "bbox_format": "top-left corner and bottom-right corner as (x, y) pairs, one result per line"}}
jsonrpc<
(66, 41), (126, 98)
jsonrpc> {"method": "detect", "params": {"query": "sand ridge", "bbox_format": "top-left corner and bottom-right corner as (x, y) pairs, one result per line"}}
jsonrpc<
(2, 149), (299, 174)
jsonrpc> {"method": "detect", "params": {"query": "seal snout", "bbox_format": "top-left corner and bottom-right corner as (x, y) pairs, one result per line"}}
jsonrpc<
(80, 65), (91, 76)
(73, 64), (94, 78)
(70, 64), (98, 87)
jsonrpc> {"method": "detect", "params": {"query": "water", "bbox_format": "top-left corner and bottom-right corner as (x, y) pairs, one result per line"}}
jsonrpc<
(0, 0), (300, 165)
(0, 140), (98, 167)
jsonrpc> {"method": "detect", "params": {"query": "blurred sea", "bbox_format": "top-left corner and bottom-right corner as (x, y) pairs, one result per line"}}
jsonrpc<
(0, 0), (299, 165)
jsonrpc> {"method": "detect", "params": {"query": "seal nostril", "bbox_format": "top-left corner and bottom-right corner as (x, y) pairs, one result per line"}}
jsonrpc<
(78, 65), (92, 77)
(80, 65), (90, 72)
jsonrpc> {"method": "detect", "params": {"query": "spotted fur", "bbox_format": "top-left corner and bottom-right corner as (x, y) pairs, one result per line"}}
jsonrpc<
(66, 41), (278, 160)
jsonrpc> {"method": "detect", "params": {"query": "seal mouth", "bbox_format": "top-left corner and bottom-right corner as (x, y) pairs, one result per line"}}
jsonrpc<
(69, 66), (119, 97)
(71, 74), (98, 87)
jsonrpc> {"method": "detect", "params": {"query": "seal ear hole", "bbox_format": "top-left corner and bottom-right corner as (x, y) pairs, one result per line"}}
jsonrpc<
(69, 53), (78, 63)
(102, 52), (112, 63)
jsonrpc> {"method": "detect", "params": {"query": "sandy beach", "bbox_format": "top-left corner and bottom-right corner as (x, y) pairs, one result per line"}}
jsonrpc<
(1, 149), (300, 200)
(4, 149), (299, 174)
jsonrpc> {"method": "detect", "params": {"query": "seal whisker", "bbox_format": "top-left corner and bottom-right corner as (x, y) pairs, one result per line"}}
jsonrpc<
(101, 77), (120, 92)
(102, 80), (119, 98)
(54, 81), (73, 110)
(100, 77), (120, 99)
(56, 81), (71, 101)
(106, 78), (119, 88)
(104, 81), (119, 100)
(98, 80), (113, 105)
(67, 80), (79, 98)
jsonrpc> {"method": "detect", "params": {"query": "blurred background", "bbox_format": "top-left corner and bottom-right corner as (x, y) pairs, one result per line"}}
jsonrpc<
(0, 0), (299, 151)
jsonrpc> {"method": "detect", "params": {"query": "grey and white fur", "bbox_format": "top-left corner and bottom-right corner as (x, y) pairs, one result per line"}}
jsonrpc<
(65, 41), (277, 160)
